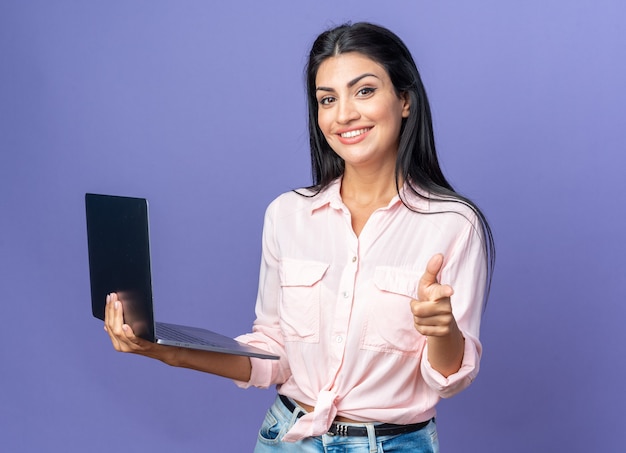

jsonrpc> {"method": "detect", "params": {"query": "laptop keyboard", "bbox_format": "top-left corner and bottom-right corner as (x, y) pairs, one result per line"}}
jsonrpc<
(156, 322), (220, 346)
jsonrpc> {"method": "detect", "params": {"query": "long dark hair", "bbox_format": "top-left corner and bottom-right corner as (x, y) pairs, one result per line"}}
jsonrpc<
(304, 22), (495, 293)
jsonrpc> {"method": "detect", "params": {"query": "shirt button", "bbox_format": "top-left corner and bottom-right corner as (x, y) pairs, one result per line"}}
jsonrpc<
(352, 256), (357, 263)
(336, 336), (343, 343)
(343, 291), (350, 298)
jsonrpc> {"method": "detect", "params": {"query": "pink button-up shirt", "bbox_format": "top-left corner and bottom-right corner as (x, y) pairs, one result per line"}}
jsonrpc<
(236, 179), (487, 442)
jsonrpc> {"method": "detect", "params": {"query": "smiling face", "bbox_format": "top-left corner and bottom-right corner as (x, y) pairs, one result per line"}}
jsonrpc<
(315, 52), (410, 175)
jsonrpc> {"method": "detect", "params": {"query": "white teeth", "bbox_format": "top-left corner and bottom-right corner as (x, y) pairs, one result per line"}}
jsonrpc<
(341, 128), (369, 139)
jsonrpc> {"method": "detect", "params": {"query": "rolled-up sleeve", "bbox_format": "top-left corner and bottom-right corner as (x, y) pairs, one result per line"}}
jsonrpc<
(420, 333), (482, 398)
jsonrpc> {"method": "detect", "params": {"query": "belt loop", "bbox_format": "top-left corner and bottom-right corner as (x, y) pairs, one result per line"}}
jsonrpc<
(365, 423), (377, 452)
(288, 404), (305, 429)
(289, 408), (305, 429)
(280, 395), (306, 429)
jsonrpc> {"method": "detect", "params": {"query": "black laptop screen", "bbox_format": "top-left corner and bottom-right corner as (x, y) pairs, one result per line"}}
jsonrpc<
(85, 193), (155, 341)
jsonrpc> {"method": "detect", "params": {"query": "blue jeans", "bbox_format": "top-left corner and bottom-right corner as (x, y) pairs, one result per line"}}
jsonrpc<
(254, 396), (439, 453)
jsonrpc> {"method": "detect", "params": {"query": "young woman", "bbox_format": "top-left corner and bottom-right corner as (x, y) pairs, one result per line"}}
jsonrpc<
(105, 22), (494, 452)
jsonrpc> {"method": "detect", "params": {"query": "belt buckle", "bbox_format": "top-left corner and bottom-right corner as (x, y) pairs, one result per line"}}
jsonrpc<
(328, 424), (349, 436)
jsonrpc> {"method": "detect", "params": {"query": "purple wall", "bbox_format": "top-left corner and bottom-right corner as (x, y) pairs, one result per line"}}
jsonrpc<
(1, 1), (624, 451)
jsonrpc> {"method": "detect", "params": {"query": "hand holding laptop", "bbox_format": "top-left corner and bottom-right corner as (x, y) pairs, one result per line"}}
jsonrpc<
(104, 292), (170, 360)
(103, 291), (255, 381)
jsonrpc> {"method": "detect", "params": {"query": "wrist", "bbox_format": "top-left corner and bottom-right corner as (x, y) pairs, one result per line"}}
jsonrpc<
(426, 324), (465, 377)
(158, 345), (183, 367)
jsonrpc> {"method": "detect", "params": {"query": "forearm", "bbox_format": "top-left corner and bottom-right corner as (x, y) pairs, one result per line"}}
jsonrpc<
(164, 347), (252, 382)
(426, 321), (465, 378)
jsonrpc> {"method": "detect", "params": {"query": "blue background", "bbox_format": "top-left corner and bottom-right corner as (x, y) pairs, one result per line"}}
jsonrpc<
(1, 1), (625, 451)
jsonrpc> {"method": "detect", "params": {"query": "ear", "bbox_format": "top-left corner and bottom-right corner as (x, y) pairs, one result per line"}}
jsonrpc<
(400, 92), (411, 118)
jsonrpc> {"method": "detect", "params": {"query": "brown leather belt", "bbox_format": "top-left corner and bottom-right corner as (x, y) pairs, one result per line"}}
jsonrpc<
(278, 394), (432, 437)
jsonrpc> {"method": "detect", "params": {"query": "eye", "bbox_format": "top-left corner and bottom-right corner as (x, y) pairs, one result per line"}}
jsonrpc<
(318, 96), (336, 106)
(356, 87), (376, 97)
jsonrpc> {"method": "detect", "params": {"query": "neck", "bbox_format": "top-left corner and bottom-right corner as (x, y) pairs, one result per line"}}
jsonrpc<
(340, 166), (402, 208)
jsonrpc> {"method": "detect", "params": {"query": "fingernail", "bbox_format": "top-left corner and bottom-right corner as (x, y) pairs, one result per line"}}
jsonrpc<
(114, 301), (120, 309)
(106, 294), (110, 304)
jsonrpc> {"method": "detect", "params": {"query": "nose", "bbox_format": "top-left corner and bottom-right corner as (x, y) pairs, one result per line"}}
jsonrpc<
(336, 98), (360, 124)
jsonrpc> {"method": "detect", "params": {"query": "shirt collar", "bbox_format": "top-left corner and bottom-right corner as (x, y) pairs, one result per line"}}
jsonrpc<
(310, 178), (343, 213)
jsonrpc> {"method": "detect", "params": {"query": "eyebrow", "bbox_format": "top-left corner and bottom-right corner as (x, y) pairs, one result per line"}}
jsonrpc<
(316, 73), (380, 93)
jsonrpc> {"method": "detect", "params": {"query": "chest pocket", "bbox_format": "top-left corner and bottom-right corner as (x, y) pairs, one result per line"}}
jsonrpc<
(279, 259), (329, 343)
(361, 266), (423, 356)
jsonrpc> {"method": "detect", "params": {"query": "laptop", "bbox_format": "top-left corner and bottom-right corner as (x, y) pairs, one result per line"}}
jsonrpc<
(85, 193), (279, 360)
